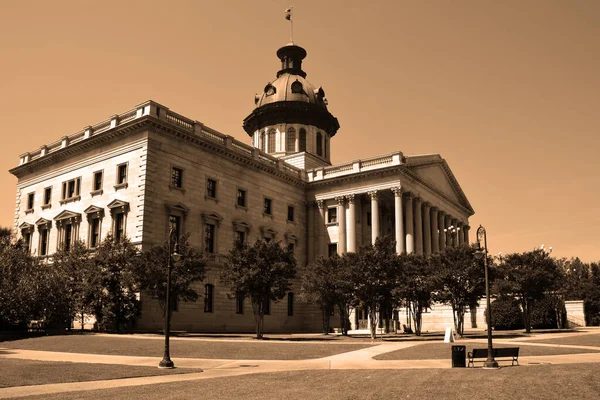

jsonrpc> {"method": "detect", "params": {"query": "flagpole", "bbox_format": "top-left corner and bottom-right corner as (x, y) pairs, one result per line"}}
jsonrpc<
(290, 6), (294, 43)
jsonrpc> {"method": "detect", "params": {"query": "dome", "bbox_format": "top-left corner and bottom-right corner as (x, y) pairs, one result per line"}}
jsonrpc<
(243, 44), (339, 137)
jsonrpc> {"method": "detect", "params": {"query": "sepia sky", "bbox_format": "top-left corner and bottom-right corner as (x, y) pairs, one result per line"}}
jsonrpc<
(1, 0), (598, 261)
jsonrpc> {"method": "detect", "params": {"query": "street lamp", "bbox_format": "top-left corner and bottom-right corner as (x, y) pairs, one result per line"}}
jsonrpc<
(159, 228), (181, 369)
(444, 224), (460, 247)
(474, 225), (499, 369)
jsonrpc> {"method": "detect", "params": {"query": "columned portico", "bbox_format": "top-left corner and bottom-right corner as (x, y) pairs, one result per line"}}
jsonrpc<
(431, 207), (439, 253)
(347, 194), (356, 252)
(391, 187), (404, 254)
(423, 202), (431, 255)
(414, 197), (423, 254)
(404, 193), (414, 253)
(439, 211), (446, 251)
(308, 202), (315, 262)
(317, 200), (326, 257)
(336, 196), (346, 254)
(368, 190), (379, 245)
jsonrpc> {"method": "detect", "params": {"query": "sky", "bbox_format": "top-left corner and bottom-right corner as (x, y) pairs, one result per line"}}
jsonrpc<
(1, 0), (598, 261)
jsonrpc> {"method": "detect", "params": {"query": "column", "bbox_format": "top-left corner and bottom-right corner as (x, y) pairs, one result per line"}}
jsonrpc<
(464, 225), (470, 245)
(347, 194), (356, 252)
(446, 216), (454, 247)
(336, 196), (346, 254)
(438, 211), (446, 251)
(452, 218), (459, 247)
(458, 222), (464, 246)
(391, 187), (405, 254)
(431, 207), (439, 253)
(423, 202), (431, 255)
(317, 200), (326, 257)
(308, 202), (315, 263)
(414, 197), (423, 254)
(404, 193), (414, 253)
(368, 190), (379, 245)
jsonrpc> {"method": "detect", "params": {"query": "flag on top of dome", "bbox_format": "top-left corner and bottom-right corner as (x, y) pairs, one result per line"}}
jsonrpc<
(285, 7), (292, 21)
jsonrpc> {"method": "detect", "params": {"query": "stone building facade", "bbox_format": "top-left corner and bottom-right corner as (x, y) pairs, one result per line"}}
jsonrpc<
(9, 42), (474, 333)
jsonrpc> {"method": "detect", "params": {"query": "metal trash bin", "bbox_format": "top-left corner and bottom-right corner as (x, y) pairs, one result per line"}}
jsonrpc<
(451, 345), (466, 368)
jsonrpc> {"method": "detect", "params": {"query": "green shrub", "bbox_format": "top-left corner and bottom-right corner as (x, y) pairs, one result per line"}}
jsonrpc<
(487, 297), (524, 330)
(532, 295), (567, 329)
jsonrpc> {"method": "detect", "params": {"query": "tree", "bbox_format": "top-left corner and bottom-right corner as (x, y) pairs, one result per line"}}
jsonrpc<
(93, 235), (141, 332)
(495, 249), (563, 333)
(300, 254), (355, 335)
(558, 257), (600, 326)
(221, 239), (296, 339)
(394, 253), (433, 336)
(347, 236), (398, 340)
(52, 240), (102, 330)
(432, 245), (486, 337)
(136, 234), (207, 318)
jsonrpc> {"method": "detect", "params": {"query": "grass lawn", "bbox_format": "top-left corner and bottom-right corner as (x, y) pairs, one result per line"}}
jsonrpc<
(374, 342), (600, 360)
(21, 363), (600, 400)
(0, 358), (190, 388)
(1, 335), (374, 360)
(528, 333), (600, 347)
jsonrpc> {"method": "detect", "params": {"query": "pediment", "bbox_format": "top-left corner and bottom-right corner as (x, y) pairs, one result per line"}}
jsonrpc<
(54, 210), (82, 223)
(232, 220), (251, 232)
(406, 156), (474, 214)
(84, 205), (105, 217)
(284, 232), (299, 242)
(201, 212), (223, 226)
(107, 199), (130, 213)
(19, 222), (34, 232)
(166, 202), (189, 216)
(35, 217), (52, 227)
(260, 226), (277, 238)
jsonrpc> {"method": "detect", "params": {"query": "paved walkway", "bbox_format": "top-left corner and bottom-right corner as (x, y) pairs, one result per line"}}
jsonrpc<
(1, 330), (600, 399)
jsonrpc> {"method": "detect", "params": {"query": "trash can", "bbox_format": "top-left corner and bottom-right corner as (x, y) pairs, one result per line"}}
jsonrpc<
(451, 345), (466, 368)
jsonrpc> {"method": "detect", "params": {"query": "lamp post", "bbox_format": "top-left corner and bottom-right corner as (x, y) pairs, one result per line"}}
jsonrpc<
(158, 228), (180, 369)
(475, 225), (499, 369)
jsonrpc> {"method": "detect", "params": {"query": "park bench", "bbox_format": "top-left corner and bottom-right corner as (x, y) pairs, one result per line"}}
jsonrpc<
(467, 347), (519, 367)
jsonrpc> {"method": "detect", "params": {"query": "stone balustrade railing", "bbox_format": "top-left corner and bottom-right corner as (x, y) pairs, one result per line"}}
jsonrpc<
(307, 151), (404, 182)
(17, 100), (305, 181)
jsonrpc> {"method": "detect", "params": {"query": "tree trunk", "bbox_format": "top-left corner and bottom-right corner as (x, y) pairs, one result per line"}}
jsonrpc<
(322, 305), (331, 335)
(368, 305), (378, 340)
(337, 303), (349, 335)
(81, 311), (85, 331)
(451, 302), (458, 333)
(523, 299), (532, 333)
(410, 301), (423, 336)
(251, 299), (264, 339)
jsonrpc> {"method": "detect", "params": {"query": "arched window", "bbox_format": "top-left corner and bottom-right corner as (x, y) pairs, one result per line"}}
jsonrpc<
(299, 128), (307, 152)
(286, 128), (296, 152)
(316, 132), (323, 156)
(268, 129), (276, 153)
(260, 131), (266, 150)
(324, 135), (329, 158)
(291, 80), (303, 94)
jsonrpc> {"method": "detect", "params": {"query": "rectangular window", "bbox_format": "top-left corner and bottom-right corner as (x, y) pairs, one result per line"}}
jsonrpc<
(169, 215), (181, 240)
(43, 187), (52, 205)
(205, 223), (215, 253)
(40, 228), (48, 256)
(287, 292), (294, 317)
(204, 284), (214, 313)
(236, 294), (244, 314)
(171, 167), (183, 188)
(287, 243), (295, 254)
(64, 224), (73, 252)
(117, 164), (128, 185)
(237, 189), (246, 207)
(328, 207), (337, 223)
(206, 178), (217, 198)
(263, 295), (270, 316)
(264, 198), (272, 215)
(287, 206), (294, 222)
(27, 193), (34, 210)
(367, 212), (372, 227)
(90, 218), (100, 248)
(22, 231), (31, 252)
(328, 243), (338, 257)
(61, 177), (81, 200)
(235, 230), (245, 244)
(93, 171), (103, 191)
(114, 213), (125, 241)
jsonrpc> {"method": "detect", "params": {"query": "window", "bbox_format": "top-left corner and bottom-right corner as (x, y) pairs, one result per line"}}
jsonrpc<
(171, 167), (183, 188)
(61, 177), (81, 201)
(39, 227), (49, 256)
(117, 164), (128, 185)
(324, 135), (328, 158)
(205, 223), (215, 253)
(264, 198), (272, 215)
(263, 295), (270, 316)
(169, 215), (181, 240)
(367, 212), (372, 227)
(89, 217), (101, 248)
(287, 292), (294, 316)
(291, 80), (303, 94)
(328, 207), (337, 223)
(204, 284), (214, 313)
(268, 129), (276, 153)
(63, 224), (73, 251)
(27, 193), (34, 210)
(299, 128), (306, 152)
(287, 206), (294, 222)
(93, 171), (103, 192)
(286, 128), (296, 152)
(237, 189), (246, 207)
(328, 243), (338, 257)
(206, 178), (217, 198)
(235, 230), (245, 244)
(114, 213), (125, 241)
(316, 132), (323, 156)
(43, 187), (52, 206)
(287, 242), (295, 254)
(236, 294), (244, 314)
(22, 231), (31, 252)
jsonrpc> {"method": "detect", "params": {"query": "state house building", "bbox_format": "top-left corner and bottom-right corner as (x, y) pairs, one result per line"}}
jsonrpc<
(9, 42), (474, 333)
